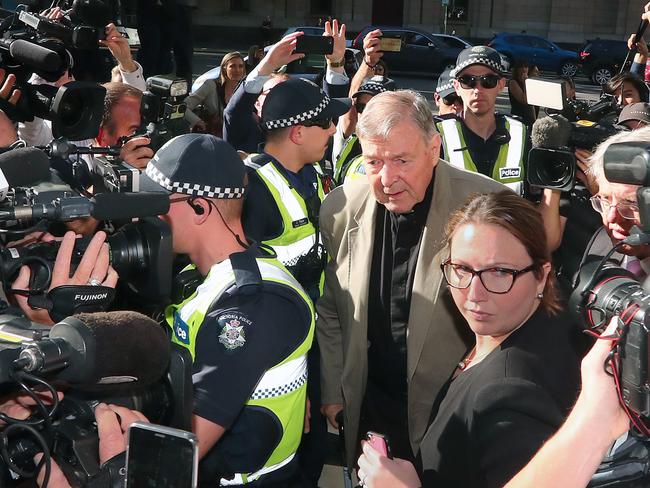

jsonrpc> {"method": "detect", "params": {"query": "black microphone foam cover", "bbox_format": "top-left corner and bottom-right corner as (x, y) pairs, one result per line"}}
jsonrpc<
(91, 192), (171, 220)
(531, 114), (572, 149)
(0, 147), (50, 187)
(59, 311), (170, 388)
(9, 39), (63, 73)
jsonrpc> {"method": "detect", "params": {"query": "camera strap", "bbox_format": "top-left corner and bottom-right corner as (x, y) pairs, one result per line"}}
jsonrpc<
(27, 285), (115, 322)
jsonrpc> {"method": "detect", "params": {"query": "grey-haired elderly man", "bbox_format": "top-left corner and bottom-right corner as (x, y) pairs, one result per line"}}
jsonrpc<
(317, 90), (506, 468)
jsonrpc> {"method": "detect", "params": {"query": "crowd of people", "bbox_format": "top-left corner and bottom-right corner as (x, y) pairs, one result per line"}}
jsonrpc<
(1, 4), (650, 488)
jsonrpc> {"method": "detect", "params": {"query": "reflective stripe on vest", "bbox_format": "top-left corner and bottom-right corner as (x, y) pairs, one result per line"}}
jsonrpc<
(342, 154), (366, 184)
(438, 116), (526, 194)
(256, 161), (326, 268)
(335, 134), (359, 184)
(165, 257), (315, 485)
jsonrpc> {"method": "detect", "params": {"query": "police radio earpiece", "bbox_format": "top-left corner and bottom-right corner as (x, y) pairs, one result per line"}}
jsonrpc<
(187, 197), (205, 215)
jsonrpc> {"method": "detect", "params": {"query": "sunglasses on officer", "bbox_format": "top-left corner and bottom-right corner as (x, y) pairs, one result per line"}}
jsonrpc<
(301, 118), (333, 129)
(355, 101), (366, 114)
(456, 74), (501, 90)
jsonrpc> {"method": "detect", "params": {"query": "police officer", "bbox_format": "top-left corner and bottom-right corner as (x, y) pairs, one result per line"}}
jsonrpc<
(433, 68), (463, 117)
(436, 46), (530, 195)
(139, 134), (315, 486)
(333, 79), (393, 185)
(241, 77), (350, 487)
(242, 77), (351, 300)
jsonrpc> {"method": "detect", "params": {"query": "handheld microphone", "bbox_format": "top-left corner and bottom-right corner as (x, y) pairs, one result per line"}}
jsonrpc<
(0, 147), (51, 199)
(15, 311), (170, 388)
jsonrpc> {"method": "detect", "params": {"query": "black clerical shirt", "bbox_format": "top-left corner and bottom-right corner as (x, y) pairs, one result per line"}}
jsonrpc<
(367, 179), (434, 399)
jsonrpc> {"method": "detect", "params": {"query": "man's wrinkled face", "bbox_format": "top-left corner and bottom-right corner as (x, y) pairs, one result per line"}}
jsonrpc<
(360, 121), (440, 214)
(596, 178), (646, 257)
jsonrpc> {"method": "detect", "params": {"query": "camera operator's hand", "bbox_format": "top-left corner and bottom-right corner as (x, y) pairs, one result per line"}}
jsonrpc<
(363, 29), (384, 69)
(257, 32), (305, 77)
(96, 403), (149, 462)
(0, 68), (21, 106)
(11, 231), (118, 325)
(100, 23), (138, 74)
(628, 32), (649, 58)
(40, 6), (64, 21)
(324, 19), (346, 65)
(0, 390), (63, 424)
(120, 136), (154, 169)
(575, 148), (598, 195)
(35, 403), (148, 488)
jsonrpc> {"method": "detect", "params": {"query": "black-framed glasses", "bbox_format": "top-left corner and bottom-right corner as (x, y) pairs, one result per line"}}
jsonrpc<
(355, 102), (366, 113)
(440, 259), (536, 294)
(301, 118), (333, 129)
(456, 74), (501, 90)
(442, 94), (463, 106)
(590, 195), (639, 220)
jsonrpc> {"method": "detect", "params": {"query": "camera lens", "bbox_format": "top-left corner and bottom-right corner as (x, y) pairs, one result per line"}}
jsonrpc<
(538, 159), (571, 185)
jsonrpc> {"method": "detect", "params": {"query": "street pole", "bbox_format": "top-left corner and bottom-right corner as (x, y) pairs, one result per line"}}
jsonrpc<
(444, 5), (448, 34)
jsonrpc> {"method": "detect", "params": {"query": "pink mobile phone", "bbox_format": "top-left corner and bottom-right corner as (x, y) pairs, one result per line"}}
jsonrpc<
(366, 431), (393, 459)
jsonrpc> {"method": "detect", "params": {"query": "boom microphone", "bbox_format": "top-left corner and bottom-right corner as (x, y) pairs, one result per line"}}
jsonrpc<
(15, 311), (170, 388)
(0, 38), (64, 73)
(0, 147), (50, 197)
(527, 114), (576, 190)
(90, 191), (171, 220)
(531, 114), (572, 149)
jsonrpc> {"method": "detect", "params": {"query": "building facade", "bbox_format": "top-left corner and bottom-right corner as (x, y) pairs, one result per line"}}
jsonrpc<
(195, 0), (644, 44)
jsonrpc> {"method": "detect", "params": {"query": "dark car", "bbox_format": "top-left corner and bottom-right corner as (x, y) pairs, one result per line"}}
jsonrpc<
(352, 25), (463, 76)
(579, 38), (634, 85)
(488, 33), (579, 76)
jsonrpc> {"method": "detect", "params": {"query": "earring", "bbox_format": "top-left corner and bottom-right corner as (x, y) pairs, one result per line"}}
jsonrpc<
(536, 292), (544, 299)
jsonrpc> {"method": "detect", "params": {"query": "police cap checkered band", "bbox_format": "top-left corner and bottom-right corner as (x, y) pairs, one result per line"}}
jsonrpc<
(139, 133), (247, 198)
(263, 93), (330, 129)
(261, 77), (352, 130)
(352, 81), (390, 98)
(144, 163), (246, 199)
(450, 46), (505, 78)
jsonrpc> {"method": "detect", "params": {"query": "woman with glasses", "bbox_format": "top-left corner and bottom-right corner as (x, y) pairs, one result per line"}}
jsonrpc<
(357, 191), (582, 488)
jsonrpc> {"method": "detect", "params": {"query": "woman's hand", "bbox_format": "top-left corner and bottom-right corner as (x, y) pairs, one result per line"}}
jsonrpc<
(357, 441), (421, 488)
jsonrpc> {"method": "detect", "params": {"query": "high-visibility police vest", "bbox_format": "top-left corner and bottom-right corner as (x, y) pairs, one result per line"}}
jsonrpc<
(255, 160), (327, 271)
(437, 115), (527, 195)
(334, 135), (366, 185)
(166, 256), (315, 485)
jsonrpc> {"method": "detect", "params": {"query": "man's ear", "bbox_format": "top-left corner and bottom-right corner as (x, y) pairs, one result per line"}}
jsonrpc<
(288, 125), (303, 145)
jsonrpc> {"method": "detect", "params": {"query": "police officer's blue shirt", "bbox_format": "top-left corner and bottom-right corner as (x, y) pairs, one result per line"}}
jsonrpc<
(190, 247), (312, 480)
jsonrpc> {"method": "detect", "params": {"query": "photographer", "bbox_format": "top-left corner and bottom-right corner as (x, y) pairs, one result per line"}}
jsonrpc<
(17, 19), (147, 149)
(584, 126), (650, 271)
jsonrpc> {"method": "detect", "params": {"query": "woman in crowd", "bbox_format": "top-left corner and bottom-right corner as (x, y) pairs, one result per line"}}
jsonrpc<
(605, 72), (649, 107)
(184, 51), (246, 136)
(357, 191), (582, 488)
(508, 59), (536, 127)
(246, 44), (264, 72)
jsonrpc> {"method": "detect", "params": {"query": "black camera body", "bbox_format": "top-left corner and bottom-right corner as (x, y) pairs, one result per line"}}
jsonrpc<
(0, 314), (193, 487)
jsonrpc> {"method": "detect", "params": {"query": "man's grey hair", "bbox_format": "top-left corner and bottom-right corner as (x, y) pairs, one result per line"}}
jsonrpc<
(588, 126), (650, 185)
(356, 90), (437, 143)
